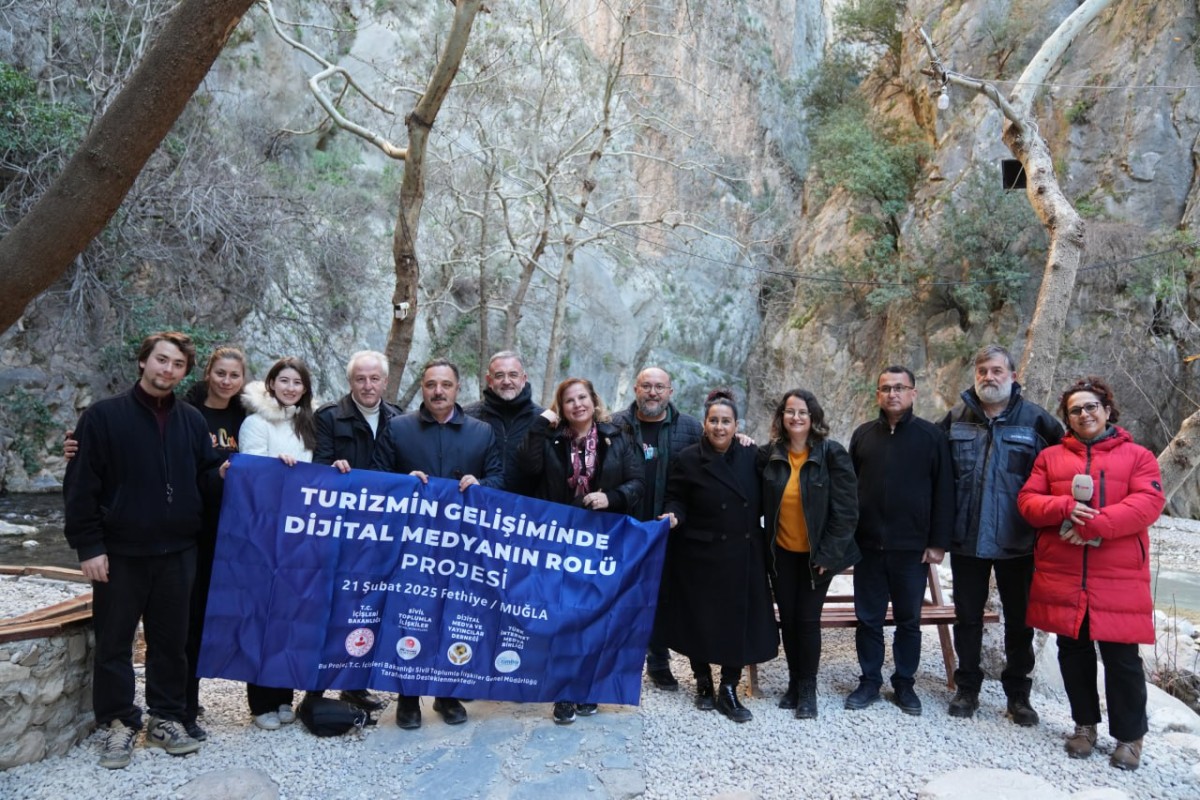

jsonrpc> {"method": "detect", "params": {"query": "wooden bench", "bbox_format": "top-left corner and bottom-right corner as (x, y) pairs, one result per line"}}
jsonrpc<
(747, 563), (1000, 695)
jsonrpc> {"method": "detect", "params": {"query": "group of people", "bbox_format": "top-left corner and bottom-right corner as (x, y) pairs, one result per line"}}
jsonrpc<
(63, 335), (1165, 774)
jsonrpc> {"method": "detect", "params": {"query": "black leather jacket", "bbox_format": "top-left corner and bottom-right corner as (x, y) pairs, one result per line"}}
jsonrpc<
(761, 438), (861, 586)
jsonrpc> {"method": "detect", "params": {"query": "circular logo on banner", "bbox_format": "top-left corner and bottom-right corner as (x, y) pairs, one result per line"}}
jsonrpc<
(494, 650), (521, 673)
(447, 642), (473, 666)
(396, 636), (421, 660)
(345, 628), (374, 657)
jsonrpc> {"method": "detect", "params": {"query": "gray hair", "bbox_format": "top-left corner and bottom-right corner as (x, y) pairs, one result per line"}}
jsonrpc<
(488, 350), (526, 370)
(973, 344), (1016, 372)
(345, 350), (389, 381)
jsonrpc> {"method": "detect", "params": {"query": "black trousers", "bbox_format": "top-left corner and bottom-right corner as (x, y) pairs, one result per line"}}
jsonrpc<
(92, 549), (196, 729)
(951, 552), (1035, 696)
(774, 547), (832, 681)
(854, 548), (926, 688)
(1058, 613), (1148, 742)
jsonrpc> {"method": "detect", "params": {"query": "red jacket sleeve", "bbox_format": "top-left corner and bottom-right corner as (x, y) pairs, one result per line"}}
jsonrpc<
(1017, 448), (1074, 528)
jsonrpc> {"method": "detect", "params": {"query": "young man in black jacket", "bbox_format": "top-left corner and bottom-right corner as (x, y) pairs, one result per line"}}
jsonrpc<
(64, 332), (222, 768)
(846, 366), (954, 717)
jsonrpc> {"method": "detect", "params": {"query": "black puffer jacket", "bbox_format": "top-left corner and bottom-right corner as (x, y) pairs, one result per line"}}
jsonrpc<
(940, 383), (1063, 558)
(314, 394), (403, 469)
(515, 415), (644, 512)
(762, 438), (861, 586)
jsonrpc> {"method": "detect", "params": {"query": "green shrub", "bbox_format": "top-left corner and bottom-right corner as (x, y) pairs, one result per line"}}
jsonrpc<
(834, 0), (903, 58)
(0, 62), (87, 162)
(1, 389), (58, 474)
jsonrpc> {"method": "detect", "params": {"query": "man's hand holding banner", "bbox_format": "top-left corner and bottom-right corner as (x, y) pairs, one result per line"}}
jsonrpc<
(198, 455), (668, 705)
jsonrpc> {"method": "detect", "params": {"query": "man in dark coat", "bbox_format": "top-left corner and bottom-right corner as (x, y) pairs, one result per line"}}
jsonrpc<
(611, 366), (702, 690)
(940, 344), (1062, 725)
(463, 350), (543, 494)
(370, 358), (503, 730)
(64, 332), (221, 768)
(312, 349), (401, 712)
(314, 350), (402, 474)
(847, 366), (954, 717)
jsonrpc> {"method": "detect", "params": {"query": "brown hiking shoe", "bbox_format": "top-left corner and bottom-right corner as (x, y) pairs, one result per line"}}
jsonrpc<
(1065, 724), (1097, 759)
(1110, 738), (1143, 771)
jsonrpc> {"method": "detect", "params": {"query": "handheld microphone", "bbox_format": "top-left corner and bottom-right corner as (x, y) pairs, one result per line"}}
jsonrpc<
(1060, 474), (1100, 546)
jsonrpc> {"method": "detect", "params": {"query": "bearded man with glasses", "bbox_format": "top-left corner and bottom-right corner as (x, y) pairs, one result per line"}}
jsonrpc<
(940, 344), (1062, 725)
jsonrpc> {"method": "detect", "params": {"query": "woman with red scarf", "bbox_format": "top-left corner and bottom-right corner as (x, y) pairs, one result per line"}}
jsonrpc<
(516, 377), (643, 725)
(1018, 376), (1165, 771)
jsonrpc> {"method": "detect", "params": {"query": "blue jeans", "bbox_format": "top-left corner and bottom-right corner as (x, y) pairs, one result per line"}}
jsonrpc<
(853, 548), (926, 688)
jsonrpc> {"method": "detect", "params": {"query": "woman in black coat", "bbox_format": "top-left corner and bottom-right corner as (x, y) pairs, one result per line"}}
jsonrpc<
(761, 388), (859, 720)
(662, 389), (778, 723)
(515, 377), (644, 725)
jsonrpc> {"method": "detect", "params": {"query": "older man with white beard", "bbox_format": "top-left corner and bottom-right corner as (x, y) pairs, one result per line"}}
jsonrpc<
(940, 344), (1062, 726)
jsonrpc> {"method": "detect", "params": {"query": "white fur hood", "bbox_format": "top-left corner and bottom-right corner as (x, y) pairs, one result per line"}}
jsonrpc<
(240, 380), (310, 422)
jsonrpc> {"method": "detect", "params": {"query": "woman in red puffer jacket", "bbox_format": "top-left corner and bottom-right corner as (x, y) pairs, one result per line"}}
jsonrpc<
(1017, 376), (1165, 773)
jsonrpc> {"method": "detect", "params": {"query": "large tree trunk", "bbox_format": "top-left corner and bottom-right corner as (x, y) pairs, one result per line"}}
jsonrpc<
(917, 0), (1116, 406)
(384, 0), (484, 399)
(1158, 408), (1200, 505)
(0, 0), (254, 334)
(1006, 0), (1113, 405)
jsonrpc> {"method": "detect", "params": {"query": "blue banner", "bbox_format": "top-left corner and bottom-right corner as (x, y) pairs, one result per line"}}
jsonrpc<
(198, 454), (668, 705)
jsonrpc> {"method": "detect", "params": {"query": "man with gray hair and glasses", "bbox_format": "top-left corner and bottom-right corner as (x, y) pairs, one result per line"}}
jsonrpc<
(940, 344), (1062, 725)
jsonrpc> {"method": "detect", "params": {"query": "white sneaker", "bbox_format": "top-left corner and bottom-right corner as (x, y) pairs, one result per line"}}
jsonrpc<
(276, 704), (296, 725)
(253, 711), (281, 730)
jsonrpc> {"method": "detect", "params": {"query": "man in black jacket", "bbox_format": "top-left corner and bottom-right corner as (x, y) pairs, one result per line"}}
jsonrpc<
(611, 366), (702, 691)
(64, 332), (221, 769)
(941, 344), (1062, 725)
(463, 350), (543, 494)
(370, 358), (503, 729)
(846, 366), (954, 717)
(312, 349), (400, 712)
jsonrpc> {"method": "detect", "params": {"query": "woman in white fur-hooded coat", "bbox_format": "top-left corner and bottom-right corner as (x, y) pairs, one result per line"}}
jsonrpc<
(238, 357), (317, 465)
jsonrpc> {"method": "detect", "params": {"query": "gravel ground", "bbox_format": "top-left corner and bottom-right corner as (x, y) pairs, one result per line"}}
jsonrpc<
(1, 520), (1198, 798)
(0, 574), (90, 618)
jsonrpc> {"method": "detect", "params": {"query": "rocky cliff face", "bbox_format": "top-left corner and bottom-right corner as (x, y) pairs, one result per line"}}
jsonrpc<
(3, 0), (1199, 509)
(750, 0), (1200, 509)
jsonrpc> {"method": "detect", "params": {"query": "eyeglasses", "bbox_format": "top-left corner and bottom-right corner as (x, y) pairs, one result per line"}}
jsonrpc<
(782, 409), (811, 419)
(1067, 402), (1104, 417)
(877, 384), (914, 395)
(637, 383), (669, 393)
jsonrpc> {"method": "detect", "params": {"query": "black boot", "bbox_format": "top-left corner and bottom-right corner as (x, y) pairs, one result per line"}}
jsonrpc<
(715, 682), (752, 723)
(795, 678), (817, 720)
(694, 671), (715, 711)
(779, 676), (799, 710)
